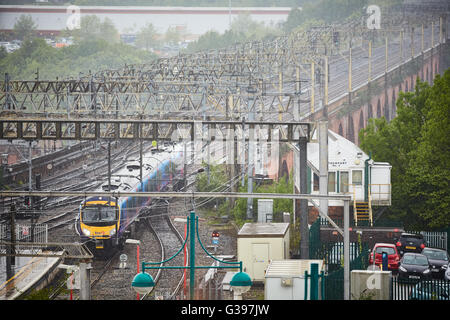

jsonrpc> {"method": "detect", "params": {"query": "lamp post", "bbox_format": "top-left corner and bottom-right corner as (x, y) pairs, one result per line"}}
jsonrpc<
(131, 211), (252, 300)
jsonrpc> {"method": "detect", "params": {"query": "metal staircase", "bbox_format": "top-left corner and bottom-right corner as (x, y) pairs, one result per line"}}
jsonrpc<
(353, 186), (373, 226)
(353, 201), (371, 226)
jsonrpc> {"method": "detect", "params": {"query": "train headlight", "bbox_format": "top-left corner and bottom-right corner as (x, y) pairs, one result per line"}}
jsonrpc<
(82, 228), (91, 236)
(109, 228), (116, 236)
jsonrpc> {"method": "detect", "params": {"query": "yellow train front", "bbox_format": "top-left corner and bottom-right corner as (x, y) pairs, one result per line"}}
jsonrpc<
(75, 142), (184, 257)
(77, 197), (122, 256)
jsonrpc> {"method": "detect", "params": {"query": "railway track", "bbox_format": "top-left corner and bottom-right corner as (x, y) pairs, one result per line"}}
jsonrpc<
(143, 209), (186, 300)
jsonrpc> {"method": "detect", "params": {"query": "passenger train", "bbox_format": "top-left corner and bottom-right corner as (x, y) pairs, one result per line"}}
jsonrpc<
(75, 142), (184, 256)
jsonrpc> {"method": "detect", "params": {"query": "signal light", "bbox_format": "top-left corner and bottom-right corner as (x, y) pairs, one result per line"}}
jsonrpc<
(396, 242), (401, 247)
(420, 243), (425, 249)
(212, 231), (219, 238)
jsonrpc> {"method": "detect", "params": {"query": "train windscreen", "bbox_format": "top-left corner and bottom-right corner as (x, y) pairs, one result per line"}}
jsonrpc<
(82, 205), (117, 224)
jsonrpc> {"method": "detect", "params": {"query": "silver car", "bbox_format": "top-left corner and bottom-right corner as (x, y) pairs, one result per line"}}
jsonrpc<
(445, 262), (450, 281)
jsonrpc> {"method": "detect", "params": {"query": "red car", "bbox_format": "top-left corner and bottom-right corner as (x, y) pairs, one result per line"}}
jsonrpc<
(369, 243), (401, 271)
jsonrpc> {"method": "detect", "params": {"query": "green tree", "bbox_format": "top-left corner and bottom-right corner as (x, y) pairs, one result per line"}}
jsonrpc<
(195, 163), (229, 209)
(406, 71), (450, 228)
(13, 14), (37, 41)
(359, 70), (450, 229)
(0, 37), (156, 81)
(164, 26), (182, 45)
(136, 23), (158, 51)
(65, 15), (119, 44)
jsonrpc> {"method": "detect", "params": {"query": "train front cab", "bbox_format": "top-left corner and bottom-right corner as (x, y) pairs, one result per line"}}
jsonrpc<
(79, 197), (121, 257)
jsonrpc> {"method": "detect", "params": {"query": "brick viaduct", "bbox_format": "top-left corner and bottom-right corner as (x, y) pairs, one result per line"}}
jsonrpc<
(312, 42), (450, 145)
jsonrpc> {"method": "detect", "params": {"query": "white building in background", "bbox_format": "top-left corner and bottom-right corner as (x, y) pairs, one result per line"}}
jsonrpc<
(0, 5), (291, 38)
(293, 129), (392, 226)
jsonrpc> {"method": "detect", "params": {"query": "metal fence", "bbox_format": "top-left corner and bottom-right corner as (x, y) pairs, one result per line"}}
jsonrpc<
(391, 278), (450, 300)
(0, 223), (48, 243)
(309, 217), (371, 300)
(406, 231), (448, 251)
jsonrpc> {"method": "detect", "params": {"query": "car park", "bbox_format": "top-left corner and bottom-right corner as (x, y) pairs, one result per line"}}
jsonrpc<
(409, 280), (450, 300)
(368, 243), (400, 271)
(396, 233), (426, 255)
(421, 248), (449, 279)
(398, 253), (431, 281)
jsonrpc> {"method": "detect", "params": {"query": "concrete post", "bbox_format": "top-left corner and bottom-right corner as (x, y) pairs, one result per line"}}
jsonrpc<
(299, 137), (308, 258)
(79, 261), (92, 300)
(344, 199), (350, 300)
(319, 121), (328, 219)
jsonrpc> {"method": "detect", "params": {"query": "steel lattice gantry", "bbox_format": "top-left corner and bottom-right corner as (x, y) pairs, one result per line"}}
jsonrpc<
(0, 118), (311, 143)
(0, 5), (447, 121)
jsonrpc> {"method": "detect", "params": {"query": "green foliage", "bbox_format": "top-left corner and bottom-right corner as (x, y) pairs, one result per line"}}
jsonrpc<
(136, 23), (158, 50)
(406, 71), (450, 229)
(13, 14), (37, 41)
(233, 172), (293, 226)
(359, 69), (450, 229)
(185, 13), (281, 53)
(0, 37), (156, 81)
(283, 0), (402, 33)
(195, 162), (229, 209)
(62, 15), (120, 44)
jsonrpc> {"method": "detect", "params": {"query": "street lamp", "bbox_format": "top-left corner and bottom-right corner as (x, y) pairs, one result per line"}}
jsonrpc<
(131, 211), (252, 300)
(230, 271), (252, 300)
(131, 272), (155, 295)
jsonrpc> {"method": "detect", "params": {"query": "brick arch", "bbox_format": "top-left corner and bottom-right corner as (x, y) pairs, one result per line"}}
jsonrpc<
(367, 103), (373, 122)
(359, 110), (364, 132)
(384, 94), (390, 121)
(347, 115), (355, 143)
(392, 91), (397, 118)
(377, 99), (381, 118)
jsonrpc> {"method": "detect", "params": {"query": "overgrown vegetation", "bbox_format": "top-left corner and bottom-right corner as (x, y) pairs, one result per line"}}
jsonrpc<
(195, 163), (293, 225)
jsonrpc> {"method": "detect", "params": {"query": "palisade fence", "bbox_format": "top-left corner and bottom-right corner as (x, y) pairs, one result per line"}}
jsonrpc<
(406, 230), (448, 251)
(0, 223), (48, 253)
(391, 278), (450, 300)
(309, 218), (370, 300)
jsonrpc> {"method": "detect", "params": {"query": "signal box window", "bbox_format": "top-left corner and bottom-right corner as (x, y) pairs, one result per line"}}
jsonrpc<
(352, 170), (363, 185)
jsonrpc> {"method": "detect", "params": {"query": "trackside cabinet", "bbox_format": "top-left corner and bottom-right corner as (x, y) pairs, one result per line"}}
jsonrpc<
(265, 259), (325, 300)
(237, 223), (290, 282)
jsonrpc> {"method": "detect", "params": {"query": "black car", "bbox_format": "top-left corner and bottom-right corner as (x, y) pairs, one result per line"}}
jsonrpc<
(421, 248), (449, 279)
(396, 233), (426, 255)
(398, 253), (431, 281)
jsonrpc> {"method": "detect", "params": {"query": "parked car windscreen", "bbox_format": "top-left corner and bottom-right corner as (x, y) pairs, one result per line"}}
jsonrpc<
(375, 247), (396, 255)
(403, 254), (428, 266)
(422, 249), (448, 261)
